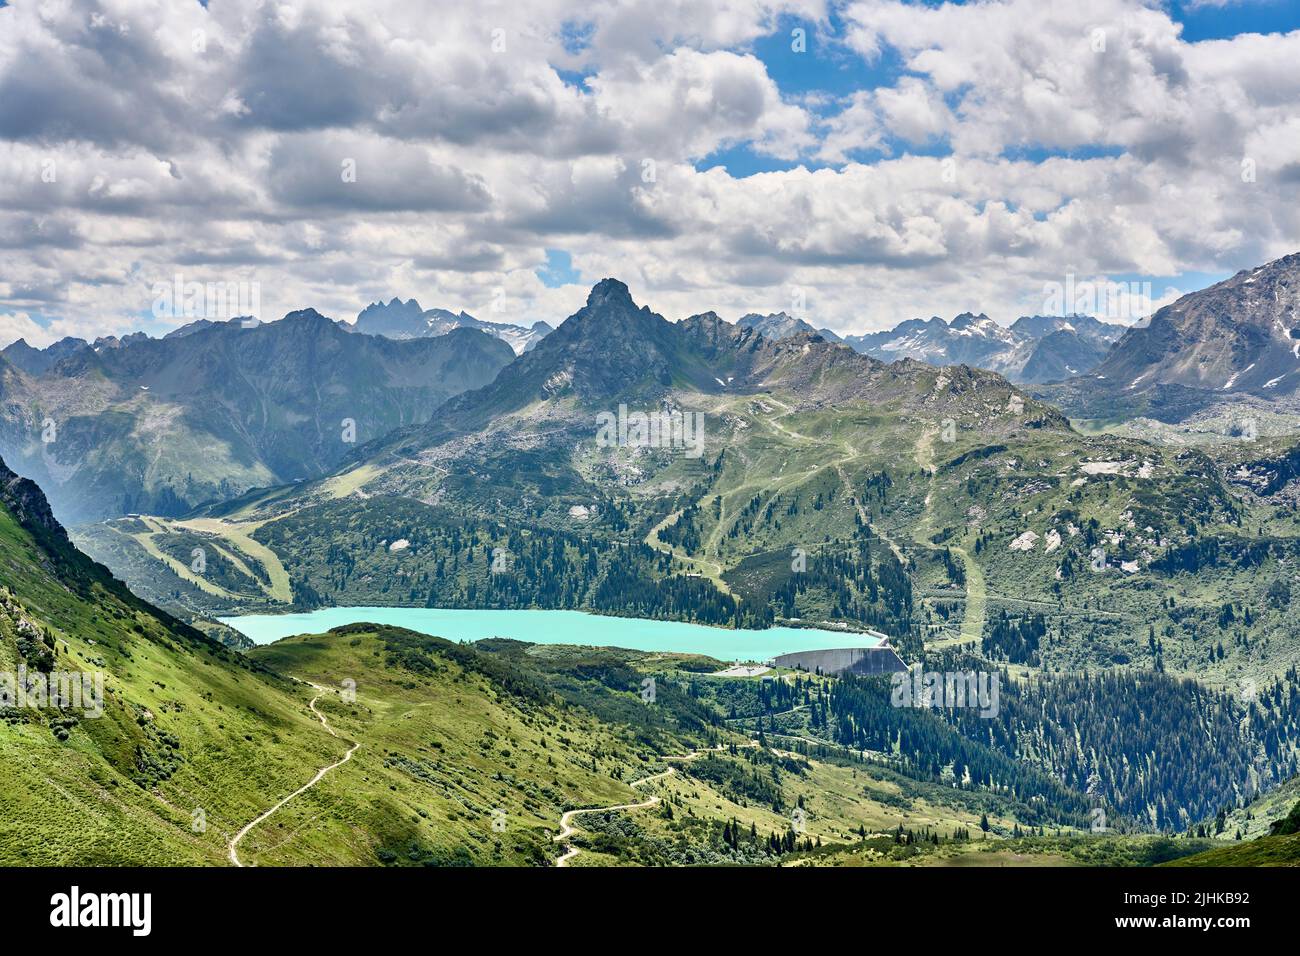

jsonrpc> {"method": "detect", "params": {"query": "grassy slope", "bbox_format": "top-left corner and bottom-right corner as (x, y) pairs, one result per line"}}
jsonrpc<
(242, 626), (683, 866)
(235, 627), (1087, 867)
(6, 471), (1065, 870)
(1164, 777), (1300, 866)
(0, 506), (340, 864)
(1222, 775), (1300, 839)
(817, 834), (1219, 867)
(1165, 831), (1300, 866)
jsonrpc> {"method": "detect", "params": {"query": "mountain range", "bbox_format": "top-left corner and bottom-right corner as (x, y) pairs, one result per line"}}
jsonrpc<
(837, 312), (1127, 384)
(737, 311), (844, 343)
(352, 297), (553, 353)
(58, 276), (1300, 856)
(0, 311), (513, 524)
(1038, 254), (1300, 423)
(77, 278), (1075, 624)
(732, 309), (1125, 384)
(80, 277), (1266, 677)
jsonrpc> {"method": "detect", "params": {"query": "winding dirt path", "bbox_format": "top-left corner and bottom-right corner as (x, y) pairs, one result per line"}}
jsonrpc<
(227, 682), (359, 867)
(553, 750), (720, 867)
(644, 510), (734, 594)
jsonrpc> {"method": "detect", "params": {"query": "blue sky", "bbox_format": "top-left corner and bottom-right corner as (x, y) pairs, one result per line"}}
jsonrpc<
(722, 1), (1299, 154)
(689, 0), (1300, 319)
(1173, 0), (1300, 41)
(701, 1), (1300, 178)
(537, 249), (581, 288)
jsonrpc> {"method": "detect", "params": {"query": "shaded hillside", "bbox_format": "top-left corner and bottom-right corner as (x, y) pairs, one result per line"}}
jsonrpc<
(0, 314), (513, 523)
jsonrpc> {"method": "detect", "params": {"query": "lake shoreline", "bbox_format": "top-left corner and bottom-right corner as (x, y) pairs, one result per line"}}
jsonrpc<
(220, 606), (889, 662)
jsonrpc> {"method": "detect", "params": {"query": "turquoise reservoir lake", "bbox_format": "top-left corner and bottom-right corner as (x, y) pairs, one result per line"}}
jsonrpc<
(219, 607), (885, 661)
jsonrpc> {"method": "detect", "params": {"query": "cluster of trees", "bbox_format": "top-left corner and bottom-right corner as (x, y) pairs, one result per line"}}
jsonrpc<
(156, 533), (268, 593)
(894, 823), (968, 845)
(682, 749), (806, 812)
(939, 546), (965, 585)
(773, 537), (912, 632)
(983, 611), (1046, 665)
(824, 674), (1086, 826)
(593, 552), (772, 628)
(658, 499), (705, 553)
(1151, 534), (1293, 575)
(818, 662), (1300, 830)
(935, 665), (1300, 828)
(714, 817), (817, 857)
(257, 497), (773, 627)
(709, 672), (814, 721)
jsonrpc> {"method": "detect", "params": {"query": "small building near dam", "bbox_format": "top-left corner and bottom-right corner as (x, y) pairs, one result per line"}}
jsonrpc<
(773, 639), (907, 677)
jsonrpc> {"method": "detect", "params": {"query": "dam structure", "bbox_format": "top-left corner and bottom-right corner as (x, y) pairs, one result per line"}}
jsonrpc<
(773, 634), (907, 676)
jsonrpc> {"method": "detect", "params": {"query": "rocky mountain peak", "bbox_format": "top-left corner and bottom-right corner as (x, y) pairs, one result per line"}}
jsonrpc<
(353, 296), (551, 354)
(281, 308), (335, 326)
(1081, 249), (1300, 396)
(584, 277), (637, 312)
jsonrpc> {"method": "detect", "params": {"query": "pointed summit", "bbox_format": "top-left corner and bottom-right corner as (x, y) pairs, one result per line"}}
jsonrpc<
(585, 278), (636, 311)
(353, 296), (550, 353)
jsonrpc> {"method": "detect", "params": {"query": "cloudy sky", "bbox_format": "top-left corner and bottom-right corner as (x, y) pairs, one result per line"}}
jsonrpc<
(2, 0), (1299, 347)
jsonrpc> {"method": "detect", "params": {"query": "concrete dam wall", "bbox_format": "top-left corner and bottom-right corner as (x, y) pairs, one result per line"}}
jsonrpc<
(773, 645), (907, 676)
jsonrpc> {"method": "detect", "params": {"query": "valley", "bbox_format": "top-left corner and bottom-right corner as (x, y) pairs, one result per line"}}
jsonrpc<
(6, 271), (1300, 869)
(70, 277), (1300, 690)
(6, 437), (1294, 867)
